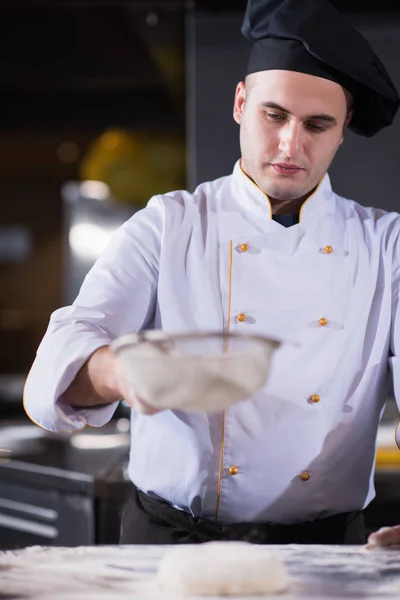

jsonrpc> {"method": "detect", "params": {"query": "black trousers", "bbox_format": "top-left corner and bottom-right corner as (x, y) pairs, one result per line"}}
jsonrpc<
(119, 485), (367, 545)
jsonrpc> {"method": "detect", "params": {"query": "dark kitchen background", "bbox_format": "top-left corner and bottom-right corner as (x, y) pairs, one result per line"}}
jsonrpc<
(0, 0), (400, 549)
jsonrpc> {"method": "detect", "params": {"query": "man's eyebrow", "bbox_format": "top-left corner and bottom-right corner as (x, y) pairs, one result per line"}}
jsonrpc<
(260, 101), (338, 125)
(260, 101), (292, 114)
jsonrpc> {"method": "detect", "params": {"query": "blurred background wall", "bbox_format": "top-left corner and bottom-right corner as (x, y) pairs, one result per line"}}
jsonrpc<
(0, 1), (187, 401)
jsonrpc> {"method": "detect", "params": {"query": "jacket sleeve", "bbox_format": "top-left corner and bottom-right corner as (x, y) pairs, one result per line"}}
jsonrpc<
(23, 196), (163, 433)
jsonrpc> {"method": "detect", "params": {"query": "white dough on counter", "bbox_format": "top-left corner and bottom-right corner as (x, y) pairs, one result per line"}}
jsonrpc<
(157, 541), (290, 596)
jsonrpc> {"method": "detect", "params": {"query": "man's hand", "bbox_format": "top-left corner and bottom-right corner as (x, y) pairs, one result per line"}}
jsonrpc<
(64, 345), (163, 415)
(113, 357), (162, 415)
(367, 525), (400, 547)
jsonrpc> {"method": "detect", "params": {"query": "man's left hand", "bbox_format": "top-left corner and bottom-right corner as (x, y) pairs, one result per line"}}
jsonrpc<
(367, 525), (400, 547)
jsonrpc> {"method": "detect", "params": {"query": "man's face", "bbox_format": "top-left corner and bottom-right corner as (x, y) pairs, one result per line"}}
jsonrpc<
(233, 69), (352, 202)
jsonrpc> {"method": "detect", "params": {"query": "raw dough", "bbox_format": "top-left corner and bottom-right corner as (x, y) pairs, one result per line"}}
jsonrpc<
(157, 541), (290, 596)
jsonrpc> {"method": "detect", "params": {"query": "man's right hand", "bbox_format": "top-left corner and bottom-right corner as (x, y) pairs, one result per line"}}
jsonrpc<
(63, 345), (163, 415)
(113, 355), (162, 415)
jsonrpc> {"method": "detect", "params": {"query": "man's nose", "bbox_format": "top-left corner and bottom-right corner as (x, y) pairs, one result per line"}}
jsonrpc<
(278, 121), (302, 158)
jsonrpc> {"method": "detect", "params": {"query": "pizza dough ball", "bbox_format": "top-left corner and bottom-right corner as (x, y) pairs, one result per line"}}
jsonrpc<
(157, 541), (290, 596)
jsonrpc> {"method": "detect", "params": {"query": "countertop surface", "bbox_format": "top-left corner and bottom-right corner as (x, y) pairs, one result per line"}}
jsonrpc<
(1, 543), (400, 599)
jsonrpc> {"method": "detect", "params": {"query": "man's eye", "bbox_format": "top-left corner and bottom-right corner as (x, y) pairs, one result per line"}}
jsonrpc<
(267, 112), (285, 121)
(306, 122), (327, 133)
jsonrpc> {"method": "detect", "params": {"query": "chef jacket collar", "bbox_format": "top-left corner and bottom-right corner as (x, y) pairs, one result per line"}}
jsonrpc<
(233, 159), (332, 224)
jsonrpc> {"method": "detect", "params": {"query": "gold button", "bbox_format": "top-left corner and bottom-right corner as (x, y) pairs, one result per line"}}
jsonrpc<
(228, 466), (239, 476)
(300, 471), (310, 481)
(239, 243), (249, 252)
(319, 317), (328, 327)
(324, 245), (333, 254)
(310, 394), (320, 403)
(237, 313), (247, 322)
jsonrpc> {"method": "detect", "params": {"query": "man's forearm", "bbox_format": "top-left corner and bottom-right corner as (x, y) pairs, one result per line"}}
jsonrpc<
(62, 345), (121, 408)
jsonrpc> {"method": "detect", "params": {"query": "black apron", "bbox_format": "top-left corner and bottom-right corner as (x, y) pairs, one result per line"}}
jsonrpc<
(119, 484), (366, 545)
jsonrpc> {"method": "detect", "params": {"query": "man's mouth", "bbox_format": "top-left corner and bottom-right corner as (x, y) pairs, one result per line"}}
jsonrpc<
(271, 163), (304, 176)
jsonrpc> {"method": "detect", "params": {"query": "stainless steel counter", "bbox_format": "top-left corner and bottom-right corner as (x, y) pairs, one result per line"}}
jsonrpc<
(1, 543), (400, 599)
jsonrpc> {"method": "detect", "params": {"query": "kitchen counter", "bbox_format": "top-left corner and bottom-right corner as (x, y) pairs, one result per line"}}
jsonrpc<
(0, 543), (400, 599)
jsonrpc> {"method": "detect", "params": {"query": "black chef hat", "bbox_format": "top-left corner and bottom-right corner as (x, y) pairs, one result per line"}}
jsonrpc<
(242, 0), (400, 137)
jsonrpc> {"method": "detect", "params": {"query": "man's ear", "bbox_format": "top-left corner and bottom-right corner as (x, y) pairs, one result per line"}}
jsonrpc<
(233, 81), (247, 124)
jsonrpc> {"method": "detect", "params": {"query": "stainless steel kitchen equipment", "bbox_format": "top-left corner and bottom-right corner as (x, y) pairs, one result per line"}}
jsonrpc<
(0, 420), (131, 549)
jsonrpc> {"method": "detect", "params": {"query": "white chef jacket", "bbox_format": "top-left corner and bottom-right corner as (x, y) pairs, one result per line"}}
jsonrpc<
(24, 160), (400, 525)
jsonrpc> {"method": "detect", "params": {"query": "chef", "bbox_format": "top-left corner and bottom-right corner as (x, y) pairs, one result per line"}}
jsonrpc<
(24, 0), (400, 546)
